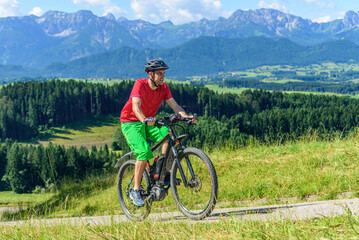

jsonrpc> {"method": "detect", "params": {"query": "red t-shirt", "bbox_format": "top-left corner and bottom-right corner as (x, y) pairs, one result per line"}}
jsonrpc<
(120, 78), (173, 122)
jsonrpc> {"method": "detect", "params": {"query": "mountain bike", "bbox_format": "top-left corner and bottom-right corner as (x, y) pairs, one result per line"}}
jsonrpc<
(115, 114), (218, 221)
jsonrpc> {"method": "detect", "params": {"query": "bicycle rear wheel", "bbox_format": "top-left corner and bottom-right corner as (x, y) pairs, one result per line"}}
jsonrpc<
(171, 147), (218, 220)
(117, 160), (152, 221)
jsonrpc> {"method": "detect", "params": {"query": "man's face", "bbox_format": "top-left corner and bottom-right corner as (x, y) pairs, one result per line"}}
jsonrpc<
(150, 70), (165, 86)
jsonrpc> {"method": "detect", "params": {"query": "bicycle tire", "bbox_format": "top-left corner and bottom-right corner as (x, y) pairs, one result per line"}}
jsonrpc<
(117, 160), (152, 221)
(171, 147), (218, 220)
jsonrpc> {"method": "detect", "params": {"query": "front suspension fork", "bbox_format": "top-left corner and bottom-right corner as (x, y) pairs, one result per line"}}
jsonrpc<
(173, 147), (196, 188)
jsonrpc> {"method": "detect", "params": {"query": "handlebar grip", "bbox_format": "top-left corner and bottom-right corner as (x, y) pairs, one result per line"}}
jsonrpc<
(170, 114), (181, 122)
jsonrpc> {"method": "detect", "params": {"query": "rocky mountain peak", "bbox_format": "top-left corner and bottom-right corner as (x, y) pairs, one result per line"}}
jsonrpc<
(104, 13), (115, 21)
(38, 10), (97, 36)
(343, 11), (359, 27)
(158, 20), (174, 26)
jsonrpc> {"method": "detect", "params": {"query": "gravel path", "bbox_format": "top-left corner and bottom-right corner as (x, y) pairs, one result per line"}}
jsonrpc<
(1, 198), (358, 226)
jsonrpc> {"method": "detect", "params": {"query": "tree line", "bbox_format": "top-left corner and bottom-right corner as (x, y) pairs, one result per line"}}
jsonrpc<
(166, 89), (359, 148)
(0, 140), (117, 193)
(0, 79), (134, 140)
(2, 79), (359, 192)
(2, 79), (359, 145)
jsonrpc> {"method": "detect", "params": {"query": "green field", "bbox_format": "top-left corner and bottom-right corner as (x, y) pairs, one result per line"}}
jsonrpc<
(205, 84), (348, 97)
(2, 134), (359, 238)
(1, 214), (359, 239)
(205, 85), (248, 94)
(37, 115), (121, 149)
(0, 191), (54, 206)
(190, 62), (359, 85)
(2, 112), (359, 238)
(262, 79), (304, 83)
(3, 126), (359, 218)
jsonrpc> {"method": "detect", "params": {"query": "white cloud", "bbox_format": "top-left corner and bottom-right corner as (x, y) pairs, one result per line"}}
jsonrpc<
(73, 0), (107, 5)
(131, 0), (225, 24)
(301, 0), (331, 9)
(258, 0), (288, 13)
(327, 2), (335, 9)
(103, 5), (125, 17)
(29, 7), (44, 16)
(73, 0), (126, 17)
(312, 15), (331, 23)
(0, 0), (20, 17)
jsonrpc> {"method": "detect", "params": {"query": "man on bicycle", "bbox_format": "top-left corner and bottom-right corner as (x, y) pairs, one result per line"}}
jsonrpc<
(120, 58), (197, 207)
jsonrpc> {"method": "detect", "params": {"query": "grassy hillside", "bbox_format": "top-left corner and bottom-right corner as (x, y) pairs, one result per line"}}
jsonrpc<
(2, 117), (359, 238)
(4, 130), (359, 220)
(2, 134), (359, 238)
(37, 115), (121, 149)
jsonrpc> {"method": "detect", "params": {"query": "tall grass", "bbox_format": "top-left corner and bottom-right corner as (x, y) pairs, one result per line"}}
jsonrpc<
(211, 134), (359, 206)
(1, 211), (359, 239)
(3, 133), (359, 221)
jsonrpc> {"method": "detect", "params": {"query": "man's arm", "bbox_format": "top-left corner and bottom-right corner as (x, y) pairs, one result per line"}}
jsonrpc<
(166, 98), (198, 123)
(132, 97), (155, 125)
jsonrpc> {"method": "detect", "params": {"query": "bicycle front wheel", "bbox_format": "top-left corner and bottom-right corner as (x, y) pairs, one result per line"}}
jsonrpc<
(171, 147), (218, 220)
(117, 160), (151, 221)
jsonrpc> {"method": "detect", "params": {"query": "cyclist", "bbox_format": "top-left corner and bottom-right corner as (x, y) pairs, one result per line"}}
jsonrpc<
(120, 59), (197, 207)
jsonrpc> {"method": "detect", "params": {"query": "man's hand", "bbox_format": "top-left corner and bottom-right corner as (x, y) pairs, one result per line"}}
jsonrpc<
(188, 115), (198, 124)
(143, 117), (156, 126)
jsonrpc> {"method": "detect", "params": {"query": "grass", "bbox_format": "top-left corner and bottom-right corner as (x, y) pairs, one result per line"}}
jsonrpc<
(4, 133), (359, 221)
(205, 84), (347, 97)
(0, 192), (54, 206)
(2, 117), (359, 238)
(1, 212), (359, 239)
(37, 114), (121, 149)
(262, 79), (304, 83)
(205, 85), (248, 94)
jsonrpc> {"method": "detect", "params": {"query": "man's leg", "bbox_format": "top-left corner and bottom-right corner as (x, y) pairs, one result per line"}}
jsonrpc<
(122, 122), (154, 206)
(162, 141), (168, 155)
(134, 160), (147, 190)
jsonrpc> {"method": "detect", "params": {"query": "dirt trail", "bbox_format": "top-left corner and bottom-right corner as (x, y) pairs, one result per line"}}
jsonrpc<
(1, 198), (358, 226)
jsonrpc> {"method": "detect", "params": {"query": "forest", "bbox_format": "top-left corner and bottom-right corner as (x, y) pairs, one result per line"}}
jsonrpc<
(1, 79), (359, 193)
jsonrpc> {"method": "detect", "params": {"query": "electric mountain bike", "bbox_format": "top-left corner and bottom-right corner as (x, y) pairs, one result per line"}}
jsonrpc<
(115, 114), (218, 221)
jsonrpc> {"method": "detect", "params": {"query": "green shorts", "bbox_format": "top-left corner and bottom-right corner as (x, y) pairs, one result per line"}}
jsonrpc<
(121, 121), (169, 161)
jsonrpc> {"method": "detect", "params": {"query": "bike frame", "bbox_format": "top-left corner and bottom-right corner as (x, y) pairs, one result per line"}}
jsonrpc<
(115, 117), (196, 189)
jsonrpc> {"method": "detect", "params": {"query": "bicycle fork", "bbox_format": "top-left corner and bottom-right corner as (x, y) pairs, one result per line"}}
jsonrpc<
(173, 146), (198, 188)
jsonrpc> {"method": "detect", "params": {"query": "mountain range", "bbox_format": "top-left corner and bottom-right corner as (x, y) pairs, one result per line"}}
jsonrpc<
(1, 8), (359, 78)
(1, 36), (359, 79)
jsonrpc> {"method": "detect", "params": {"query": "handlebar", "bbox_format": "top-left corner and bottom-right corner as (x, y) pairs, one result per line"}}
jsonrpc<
(155, 114), (197, 127)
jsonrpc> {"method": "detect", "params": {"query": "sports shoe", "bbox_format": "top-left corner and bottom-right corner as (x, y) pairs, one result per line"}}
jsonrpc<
(130, 188), (145, 207)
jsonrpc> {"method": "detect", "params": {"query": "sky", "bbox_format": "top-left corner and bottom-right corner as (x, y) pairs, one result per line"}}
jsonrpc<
(0, 0), (358, 24)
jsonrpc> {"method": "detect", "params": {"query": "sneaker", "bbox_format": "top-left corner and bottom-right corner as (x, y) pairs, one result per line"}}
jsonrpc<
(130, 189), (145, 207)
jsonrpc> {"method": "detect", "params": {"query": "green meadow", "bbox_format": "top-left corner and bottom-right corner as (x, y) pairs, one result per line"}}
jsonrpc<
(37, 115), (121, 149)
(2, 119), (359, 233)
(1, 214), (359, 239)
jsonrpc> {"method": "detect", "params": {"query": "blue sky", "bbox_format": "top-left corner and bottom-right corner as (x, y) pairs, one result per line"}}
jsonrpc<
(0, 0), (358, 24)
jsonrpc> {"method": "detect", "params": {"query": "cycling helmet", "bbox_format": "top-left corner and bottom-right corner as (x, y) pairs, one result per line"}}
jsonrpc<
(145, 59), (169, 72)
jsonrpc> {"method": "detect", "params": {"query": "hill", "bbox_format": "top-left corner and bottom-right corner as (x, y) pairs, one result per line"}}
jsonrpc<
(43, 37), (359, 78)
